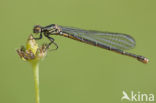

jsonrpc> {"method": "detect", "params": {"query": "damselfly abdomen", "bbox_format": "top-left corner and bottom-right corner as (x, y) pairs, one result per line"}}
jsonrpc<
(33, 24), (149, 64)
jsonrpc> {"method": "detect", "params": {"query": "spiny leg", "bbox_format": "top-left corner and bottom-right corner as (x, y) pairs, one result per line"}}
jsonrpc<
(47, 36), (58, 50)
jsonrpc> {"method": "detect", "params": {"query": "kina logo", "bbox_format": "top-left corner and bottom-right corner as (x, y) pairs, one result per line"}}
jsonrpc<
(121, 91), (154, 102)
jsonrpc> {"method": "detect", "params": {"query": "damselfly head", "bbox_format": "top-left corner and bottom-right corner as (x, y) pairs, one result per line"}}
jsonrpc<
(33, 25), (42, 34)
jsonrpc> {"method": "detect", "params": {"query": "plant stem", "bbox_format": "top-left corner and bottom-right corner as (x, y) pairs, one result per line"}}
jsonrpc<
(32, 62), (40, 103)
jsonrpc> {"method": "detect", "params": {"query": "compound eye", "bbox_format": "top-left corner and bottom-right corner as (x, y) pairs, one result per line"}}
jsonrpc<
(33, 25), (42, 34)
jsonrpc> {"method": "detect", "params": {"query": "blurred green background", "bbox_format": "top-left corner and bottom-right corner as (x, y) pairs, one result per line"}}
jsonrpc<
(0, 0), (156, 103)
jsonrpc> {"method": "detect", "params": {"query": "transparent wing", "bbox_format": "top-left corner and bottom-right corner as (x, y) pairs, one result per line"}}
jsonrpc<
(60, 26), (136, 50)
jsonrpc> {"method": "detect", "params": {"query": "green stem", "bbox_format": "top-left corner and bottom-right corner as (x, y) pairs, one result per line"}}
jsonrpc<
(32, 62), (40, 103)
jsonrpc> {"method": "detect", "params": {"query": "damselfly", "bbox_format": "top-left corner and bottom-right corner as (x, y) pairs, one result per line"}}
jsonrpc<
(33, 24), (149, 64)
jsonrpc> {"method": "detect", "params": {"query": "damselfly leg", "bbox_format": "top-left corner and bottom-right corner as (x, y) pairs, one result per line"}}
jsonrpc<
(33, 33), (58, 50)
(46, 36), (58, 50)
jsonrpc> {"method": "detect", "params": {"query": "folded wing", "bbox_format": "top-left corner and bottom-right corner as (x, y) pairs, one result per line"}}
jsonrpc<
(61, 26), (136, 50)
